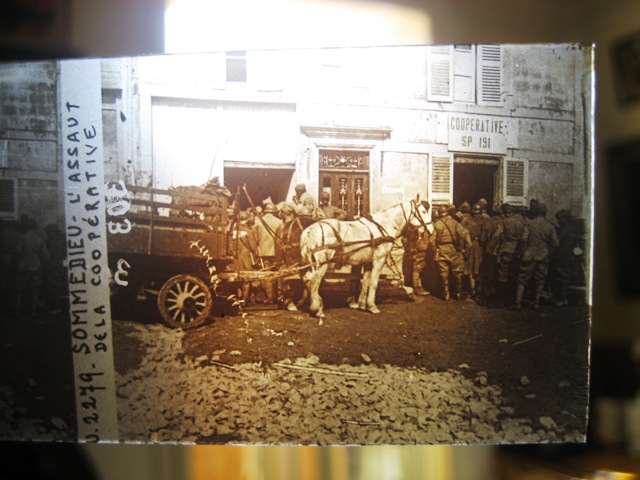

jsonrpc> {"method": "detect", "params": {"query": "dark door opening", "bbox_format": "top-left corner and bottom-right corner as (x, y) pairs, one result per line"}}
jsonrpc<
(224, 167), (294, 210)
(453, 161), (499, 209)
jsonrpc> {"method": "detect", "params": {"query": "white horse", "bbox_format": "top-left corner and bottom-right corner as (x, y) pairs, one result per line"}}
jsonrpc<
(300, 200), (431, 318)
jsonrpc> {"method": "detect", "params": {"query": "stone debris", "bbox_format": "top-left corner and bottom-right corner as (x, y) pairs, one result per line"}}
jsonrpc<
(539, 416), (557, 429)
(0, 386), (72, 442)
(115, 322), (582, 445)
(520, 376), (530, 386)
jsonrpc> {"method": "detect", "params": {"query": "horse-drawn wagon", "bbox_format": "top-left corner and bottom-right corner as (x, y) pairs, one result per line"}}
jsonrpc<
(106, 182), (238, 329)
(106, 180), (426, 329)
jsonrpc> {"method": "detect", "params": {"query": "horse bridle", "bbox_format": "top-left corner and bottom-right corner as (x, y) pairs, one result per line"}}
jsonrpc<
(402, 199), (431, 230)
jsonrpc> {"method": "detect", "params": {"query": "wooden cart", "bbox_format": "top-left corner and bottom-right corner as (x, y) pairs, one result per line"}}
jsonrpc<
(107, 184), (238, 329)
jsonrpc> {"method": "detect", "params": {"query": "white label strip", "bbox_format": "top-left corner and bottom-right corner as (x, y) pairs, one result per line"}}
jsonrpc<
(60, 59), (118, 442)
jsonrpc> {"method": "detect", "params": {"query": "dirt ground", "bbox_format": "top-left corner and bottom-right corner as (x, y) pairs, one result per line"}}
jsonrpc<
(0, 282), (589, 444)
(114, 284), (590, 443)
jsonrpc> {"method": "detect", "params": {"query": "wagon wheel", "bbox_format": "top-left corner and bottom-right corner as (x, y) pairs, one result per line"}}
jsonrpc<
(157, 274), (213, 329)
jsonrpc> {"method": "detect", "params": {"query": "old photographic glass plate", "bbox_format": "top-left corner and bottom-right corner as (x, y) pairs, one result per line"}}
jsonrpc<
(0, 44), (593, 444)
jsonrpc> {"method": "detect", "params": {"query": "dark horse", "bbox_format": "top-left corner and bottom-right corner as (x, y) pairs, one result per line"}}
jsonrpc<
(274, 216), (316, 310)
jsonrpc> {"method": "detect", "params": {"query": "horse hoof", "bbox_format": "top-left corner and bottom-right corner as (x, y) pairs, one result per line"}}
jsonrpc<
(368, 307), (381, 314)
(348, 302), (359, 310)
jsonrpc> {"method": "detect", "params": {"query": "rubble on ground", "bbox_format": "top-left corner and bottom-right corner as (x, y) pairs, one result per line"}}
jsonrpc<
(115, 322), (583, 445)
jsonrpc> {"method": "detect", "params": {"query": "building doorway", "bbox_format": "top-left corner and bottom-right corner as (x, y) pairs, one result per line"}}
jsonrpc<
(453, 157), (500, 210)
(223, 166), (294, 210)
(318, 150), (370, 218)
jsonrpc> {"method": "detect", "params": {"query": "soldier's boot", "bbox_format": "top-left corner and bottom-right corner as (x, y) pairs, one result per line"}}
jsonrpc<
(441, 276), (450, 301)
(509, 284), (524, 310)
(533, 284), (544, 310)
(453, 275), (463, 301)
(412, 270), (429, 296)
(469, 277), (476, 298)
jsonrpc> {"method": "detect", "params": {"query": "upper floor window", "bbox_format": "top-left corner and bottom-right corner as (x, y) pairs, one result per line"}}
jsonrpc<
(427, 45), (504, 106)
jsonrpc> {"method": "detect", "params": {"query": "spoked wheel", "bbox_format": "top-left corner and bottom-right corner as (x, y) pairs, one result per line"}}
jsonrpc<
(157, 274), (213, 329)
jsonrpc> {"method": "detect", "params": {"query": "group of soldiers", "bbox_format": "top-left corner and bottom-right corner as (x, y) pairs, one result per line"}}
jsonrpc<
(223, 177), (584, 311)
(228, 183), (346, 308)
(409, 199), (585, 309)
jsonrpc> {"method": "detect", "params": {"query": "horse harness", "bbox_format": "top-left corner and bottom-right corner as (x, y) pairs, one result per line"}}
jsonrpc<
(308, 200), (426, 266)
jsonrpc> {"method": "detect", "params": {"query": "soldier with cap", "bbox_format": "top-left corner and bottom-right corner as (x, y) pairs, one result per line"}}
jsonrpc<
(433, 204), (471, 300)
(462, 203), (487, 298)
(456, 201), (471, 223)
(406, 200), (433, 297)
(511, 202), (559, 310)
(486, 203), (529, 307)
(251, 201), (284, 303)
(319, 191), (347, 220)
(291, 183), (316, 214)
(477, 198), (491, 220)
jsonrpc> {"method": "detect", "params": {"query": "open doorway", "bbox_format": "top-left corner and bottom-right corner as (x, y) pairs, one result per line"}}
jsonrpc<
(453, 157), (500, 209)
(223, 167), (294, 209)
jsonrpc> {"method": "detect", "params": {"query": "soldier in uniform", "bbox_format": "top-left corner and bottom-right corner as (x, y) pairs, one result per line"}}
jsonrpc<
(406, 200), (432, 296)
(302, 196), (326, 220)
(251, 202), (284, 303)
(230, 210), (256, 304)
(291, 183), (316, 215)
(319, 191), (347, 220)
(462, 204), (486, 298)
(456, 201), (471, 223)
(486, 203), (528, 307)
(511, 202), (559, 309)
(433, 205), (471, 301)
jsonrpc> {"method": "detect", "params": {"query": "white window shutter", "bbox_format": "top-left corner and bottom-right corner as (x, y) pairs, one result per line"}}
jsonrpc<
(0, 178), (17, 219)
(477, 45), (503, 106)
(503, 158), (528, 206)
(429, 154), (454, 204)
(427, 46), (453, 102)
(453, 45), (476, 103)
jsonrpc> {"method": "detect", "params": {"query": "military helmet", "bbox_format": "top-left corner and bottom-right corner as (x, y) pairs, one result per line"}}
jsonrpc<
(264, 203), (278, 214)
(238, 211), (251, 223)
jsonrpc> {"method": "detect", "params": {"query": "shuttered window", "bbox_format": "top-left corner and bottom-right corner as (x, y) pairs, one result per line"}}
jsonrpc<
(429, 154), (453, 204)
(427, 46), (453, 102)
(503, 158), (528, 205)
(454, 45), (476, 103)
(428, 45), (503, 106)
(0, 178), (17, 219)
(477, 45), (503, 106)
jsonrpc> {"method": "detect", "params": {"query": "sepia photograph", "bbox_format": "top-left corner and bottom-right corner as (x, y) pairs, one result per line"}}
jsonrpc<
(0, 43), (593, 445)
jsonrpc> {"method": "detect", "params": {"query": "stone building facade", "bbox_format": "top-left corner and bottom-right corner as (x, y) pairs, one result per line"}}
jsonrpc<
(0, 44), (592, 226)
(0, 61), (62, 228)
(101, 44), (592, 220)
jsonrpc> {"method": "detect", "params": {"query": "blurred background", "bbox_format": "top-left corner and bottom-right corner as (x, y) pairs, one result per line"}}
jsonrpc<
(2, 0), (640, 478)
